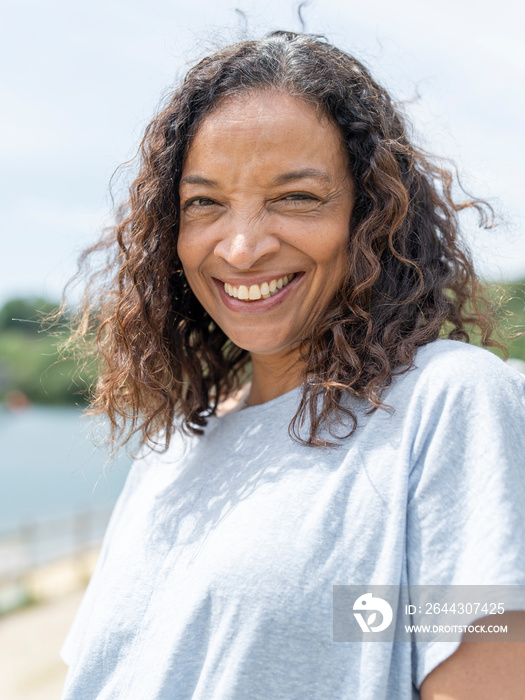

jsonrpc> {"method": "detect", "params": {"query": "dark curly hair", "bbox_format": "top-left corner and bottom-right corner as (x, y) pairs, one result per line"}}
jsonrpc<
(67, 30), (503, 450)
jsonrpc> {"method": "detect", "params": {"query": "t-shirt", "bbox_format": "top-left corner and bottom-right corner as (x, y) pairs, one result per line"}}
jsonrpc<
(60, 339), (525, 699)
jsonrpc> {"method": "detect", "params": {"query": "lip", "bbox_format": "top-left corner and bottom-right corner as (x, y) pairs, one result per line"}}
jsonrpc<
(213, 272), (304, 314)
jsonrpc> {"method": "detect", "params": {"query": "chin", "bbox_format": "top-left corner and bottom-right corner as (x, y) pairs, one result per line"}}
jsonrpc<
(226, 332), (298, 358)
(229, 339), (281, 355)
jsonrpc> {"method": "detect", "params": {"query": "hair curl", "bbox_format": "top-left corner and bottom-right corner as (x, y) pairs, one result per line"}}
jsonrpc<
(66, 30), (504, 450)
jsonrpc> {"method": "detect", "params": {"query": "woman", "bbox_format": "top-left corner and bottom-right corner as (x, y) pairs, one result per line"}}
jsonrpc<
(60, 31), (525, 699)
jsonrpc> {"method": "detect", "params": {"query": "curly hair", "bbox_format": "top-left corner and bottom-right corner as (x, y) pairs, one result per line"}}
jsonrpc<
(67, 30), (503, 450)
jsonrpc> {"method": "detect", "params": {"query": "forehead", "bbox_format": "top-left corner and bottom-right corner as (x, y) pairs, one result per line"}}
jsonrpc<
(181, 91), (349, 184)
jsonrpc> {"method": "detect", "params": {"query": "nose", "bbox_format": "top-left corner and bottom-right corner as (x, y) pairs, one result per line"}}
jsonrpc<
(213, 212), (281, 269)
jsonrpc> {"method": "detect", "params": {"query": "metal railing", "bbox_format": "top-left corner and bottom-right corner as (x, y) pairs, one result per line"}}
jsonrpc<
(0, 508), (114, 613)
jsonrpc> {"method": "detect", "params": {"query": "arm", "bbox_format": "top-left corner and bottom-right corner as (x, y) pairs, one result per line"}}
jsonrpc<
(405, 345), (525, 692)
(420, 612), (525, 700)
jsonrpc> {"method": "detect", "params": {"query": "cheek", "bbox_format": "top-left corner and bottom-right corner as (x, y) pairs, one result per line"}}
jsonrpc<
(314, 236), (349, 294)
(309, 230), (349, 270)
(177, 233), (205, 285)
(177, 221), (218, 273)
(176, 232), (192, 269)
(177, 242), (219, 321)
(176, 237), (202, 301)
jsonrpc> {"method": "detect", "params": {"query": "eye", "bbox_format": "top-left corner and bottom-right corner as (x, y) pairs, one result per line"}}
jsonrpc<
(283, 193), (317, 201)
(276, 192), (321, 209)
(183, 197), (217, 209)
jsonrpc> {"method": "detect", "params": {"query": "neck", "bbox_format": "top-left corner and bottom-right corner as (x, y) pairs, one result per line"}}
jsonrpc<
(247, 349), (304, 407)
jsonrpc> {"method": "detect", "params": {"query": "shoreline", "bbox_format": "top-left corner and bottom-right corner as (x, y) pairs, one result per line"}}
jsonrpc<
(0, 548), (100, 617)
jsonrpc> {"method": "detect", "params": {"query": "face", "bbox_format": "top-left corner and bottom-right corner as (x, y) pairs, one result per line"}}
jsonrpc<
(177, 91), (354, 363)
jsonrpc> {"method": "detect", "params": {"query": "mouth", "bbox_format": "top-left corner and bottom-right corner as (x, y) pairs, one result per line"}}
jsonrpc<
(213, 272), (304, 313)
(223, 274), (296, 301)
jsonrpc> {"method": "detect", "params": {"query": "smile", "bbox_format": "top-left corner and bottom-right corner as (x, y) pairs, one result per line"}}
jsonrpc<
(224, 274), (296, 301)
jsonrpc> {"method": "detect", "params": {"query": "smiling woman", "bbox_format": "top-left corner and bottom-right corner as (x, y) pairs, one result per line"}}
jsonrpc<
(178, 92), (354, 404)
(59, 31), (525, 700)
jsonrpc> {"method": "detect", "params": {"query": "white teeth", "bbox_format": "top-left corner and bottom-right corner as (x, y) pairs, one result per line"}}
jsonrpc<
(249, 285), (261, 300)
(224, 274), (296, 301)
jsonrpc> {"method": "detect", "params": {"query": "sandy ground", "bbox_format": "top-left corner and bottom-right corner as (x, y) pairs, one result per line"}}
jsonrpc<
(0, 550), (100, 700)
(0, 589), (84, 700)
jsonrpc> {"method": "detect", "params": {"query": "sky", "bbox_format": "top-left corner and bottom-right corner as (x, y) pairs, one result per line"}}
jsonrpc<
(1, 0), (525, 306)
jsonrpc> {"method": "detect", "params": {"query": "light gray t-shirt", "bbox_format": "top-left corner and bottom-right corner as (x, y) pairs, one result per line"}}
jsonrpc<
(60, 339), (525, 699)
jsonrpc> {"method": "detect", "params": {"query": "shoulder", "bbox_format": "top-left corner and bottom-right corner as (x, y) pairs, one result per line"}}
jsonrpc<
(381, 340), (525, 479)
(403, 341), (525, 494)
(394, 339), (525, 406)
(412, 338), (519, 382)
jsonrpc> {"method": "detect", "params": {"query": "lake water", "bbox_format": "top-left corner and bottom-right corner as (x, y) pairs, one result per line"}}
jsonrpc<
(0, 406), (132, 533)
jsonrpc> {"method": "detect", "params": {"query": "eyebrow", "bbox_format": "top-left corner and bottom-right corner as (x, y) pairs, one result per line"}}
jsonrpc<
(180, 175), (218, 186)
(179, 168), (332, 188)
(272, 168), (332, 185)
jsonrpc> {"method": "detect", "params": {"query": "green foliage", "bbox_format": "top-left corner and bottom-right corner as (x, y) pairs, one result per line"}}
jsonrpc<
(493, 281), (525, 360)
(0, 298), (94, 405)
(0, 297), (60, 334)
(0, 283), (524, 406)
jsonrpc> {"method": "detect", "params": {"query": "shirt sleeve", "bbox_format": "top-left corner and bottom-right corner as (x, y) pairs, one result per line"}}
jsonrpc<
(405, 345), (525, 689)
